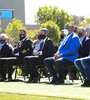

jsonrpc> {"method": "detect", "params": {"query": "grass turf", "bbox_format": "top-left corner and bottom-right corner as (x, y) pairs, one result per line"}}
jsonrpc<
(0, 78), (90, 100)
(0, 93), (81, 100)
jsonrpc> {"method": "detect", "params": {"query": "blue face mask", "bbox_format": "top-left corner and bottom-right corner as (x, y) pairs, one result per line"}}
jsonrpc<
(63, 29), (69, 36)
(0, 40), (5, 44)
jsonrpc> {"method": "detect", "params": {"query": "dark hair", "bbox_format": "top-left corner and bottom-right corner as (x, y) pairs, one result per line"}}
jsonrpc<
(74, 26), (78, 33)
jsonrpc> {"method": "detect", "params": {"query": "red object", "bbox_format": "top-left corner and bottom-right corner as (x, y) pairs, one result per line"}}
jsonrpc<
(0, 12), (1, 16)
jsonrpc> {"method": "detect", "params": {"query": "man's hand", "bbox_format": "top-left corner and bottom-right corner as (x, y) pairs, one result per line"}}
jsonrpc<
(53, 54), (60, 61)
(21, 50), (27, 54)
(35, 51), (40, 56)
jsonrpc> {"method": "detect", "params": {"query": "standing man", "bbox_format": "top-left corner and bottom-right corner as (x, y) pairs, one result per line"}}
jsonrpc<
(25, 28), (55, 83)
(44, 24), (80, 84)
(14, 28), (33, 64)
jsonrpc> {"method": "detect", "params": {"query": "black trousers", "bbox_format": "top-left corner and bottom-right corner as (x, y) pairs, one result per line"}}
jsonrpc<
(0, 62), (13, 79)
(24, 56), (44, 78)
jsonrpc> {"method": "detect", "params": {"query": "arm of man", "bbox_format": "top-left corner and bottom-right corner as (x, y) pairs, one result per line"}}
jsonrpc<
(53, 53), (61, 61)
(60, 37), (80, 57)
(40, 40), (55, 57)
(20, 39), (33, 55)
(0, 45), (12, 57)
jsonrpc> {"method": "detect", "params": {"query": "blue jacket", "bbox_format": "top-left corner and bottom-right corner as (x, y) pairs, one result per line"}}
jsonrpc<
(59, 33), (80, 62)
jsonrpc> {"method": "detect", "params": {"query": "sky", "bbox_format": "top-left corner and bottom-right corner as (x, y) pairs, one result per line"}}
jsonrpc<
(25, 0), (90, 25)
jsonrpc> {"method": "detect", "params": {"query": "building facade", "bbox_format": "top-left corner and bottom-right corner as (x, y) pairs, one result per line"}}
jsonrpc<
(0, 0), (25, 30)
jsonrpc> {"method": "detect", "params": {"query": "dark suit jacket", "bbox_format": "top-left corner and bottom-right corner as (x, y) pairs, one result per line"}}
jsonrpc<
(0, 43), (12, 57)
(80, 36), (90, 57)
(39, 37), (55, 60)
(14, 38), (33, 58)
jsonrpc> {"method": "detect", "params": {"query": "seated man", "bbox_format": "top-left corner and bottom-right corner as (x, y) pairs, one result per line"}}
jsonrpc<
(24, 28), (55, 83)
(0, 34), (12, 81)
(14, 28), (33, 64)
(74, 27), (90, 87)
(44, 24), (80, 84)
(33, 32), (43, 56)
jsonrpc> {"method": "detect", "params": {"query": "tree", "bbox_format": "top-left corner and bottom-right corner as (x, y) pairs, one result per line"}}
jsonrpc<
(80, 18), (90, 27)
(40, 20), (60, 44)
(35, 6), (73, 30)
(72, 15), (85, 26)
(5, 18), (24, 43)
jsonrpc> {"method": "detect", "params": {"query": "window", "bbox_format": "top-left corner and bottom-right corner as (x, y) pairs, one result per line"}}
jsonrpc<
(0, 10), (13, 18)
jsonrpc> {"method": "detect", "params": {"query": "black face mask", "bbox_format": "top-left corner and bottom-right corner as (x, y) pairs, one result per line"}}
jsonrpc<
(61, 35), (65, 40)
(78, 33), (83, 38)
(20, 34), (25, 40)
(38, 34), (46, 39)
(0, 39), (5, 44)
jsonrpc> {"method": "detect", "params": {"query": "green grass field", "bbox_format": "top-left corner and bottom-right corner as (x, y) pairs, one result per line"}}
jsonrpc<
(0, 93), (80, 100)
(0, 78), (90, 100)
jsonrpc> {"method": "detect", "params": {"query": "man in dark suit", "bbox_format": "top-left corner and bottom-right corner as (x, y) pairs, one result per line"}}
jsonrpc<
(0, 34), (12, 81)
(74, 27), (90, 87)
(25, 28), (55, 83)
(14, 28), (33, 64)
(78, 27), (90, 57)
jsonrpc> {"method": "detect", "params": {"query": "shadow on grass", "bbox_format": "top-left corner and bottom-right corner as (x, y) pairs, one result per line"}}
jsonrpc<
(2, 79), (24, 83)
(0, 92), (85, 100)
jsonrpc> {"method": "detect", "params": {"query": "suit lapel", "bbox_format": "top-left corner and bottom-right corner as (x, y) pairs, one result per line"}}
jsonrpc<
(61, 33), (73, 48)
(42, 37), (48, 50)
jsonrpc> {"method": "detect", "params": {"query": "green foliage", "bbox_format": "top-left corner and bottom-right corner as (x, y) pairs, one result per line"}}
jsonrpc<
(40, 20), (60, 44)
(72, 15), (85, 26)
(86, 18), (90, 24)
(0, 28), (2, 33)
(35, 6), (73, 30)
(80, 18), (90, 27)
(5, 18), (24, 43)
(27, 29), (39, 40)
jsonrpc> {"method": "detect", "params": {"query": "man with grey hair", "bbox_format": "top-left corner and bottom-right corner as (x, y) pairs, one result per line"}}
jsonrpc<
(78, 27), (87, 43)
(74, 27), (90, 86)
(0, 33), (12, 81)
(77, 27), (89, 57)
(44, 24), (80, 84)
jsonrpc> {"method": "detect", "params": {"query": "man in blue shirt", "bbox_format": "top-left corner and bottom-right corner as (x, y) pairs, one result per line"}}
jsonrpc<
(44, 24), (80, 84)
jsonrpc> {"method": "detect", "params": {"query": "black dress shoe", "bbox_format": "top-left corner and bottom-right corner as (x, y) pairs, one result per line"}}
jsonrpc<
(0, 77), (6, 82)
(0, 78), (5, 82)
(54, 80), (64, 85)
(47, 78), (58, 84)
(31, 77), (39, 83)
(25, 77), (34, 83)
(81, 79), (90, 87)
(5, 78), (13, 82)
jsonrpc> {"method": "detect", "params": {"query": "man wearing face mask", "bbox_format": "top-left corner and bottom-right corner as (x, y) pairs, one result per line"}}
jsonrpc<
(24, 28), (55, 83)
(0, 34), (12, 81)
(44, 24), (80, 84)
(14, 28), (33, 64)
(77, 27), (90, 57)
(74, 27), (90, 86)
(60, 30), (66, 40)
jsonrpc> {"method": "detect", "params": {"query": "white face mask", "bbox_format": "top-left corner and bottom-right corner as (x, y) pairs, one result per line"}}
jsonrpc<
(64, 29), (69, 36)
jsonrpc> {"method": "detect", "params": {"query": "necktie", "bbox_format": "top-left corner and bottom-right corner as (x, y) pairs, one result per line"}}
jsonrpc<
(39, 41), (44, 51)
